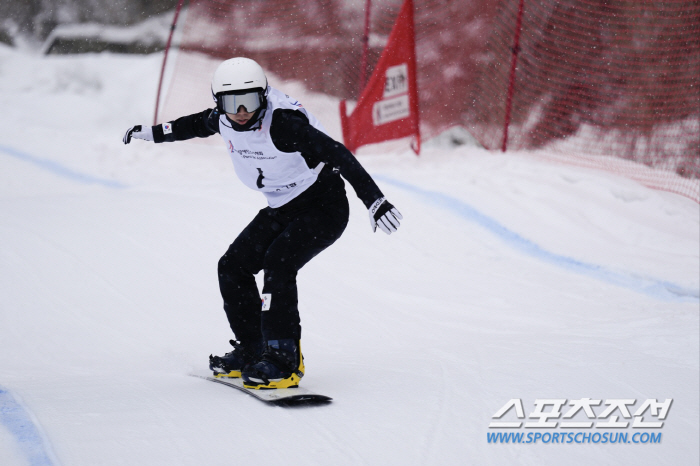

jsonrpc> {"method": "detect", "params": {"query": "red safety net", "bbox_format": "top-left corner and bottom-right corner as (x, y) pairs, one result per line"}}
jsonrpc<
(158, 0), (699, 202)
(472, 0), (700, 201)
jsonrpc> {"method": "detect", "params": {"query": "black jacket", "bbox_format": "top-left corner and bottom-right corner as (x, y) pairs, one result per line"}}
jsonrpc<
(152, 108), (383, 208)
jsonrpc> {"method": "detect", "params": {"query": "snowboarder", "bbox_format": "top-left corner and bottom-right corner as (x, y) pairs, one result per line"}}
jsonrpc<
(123, 57), (402, 389)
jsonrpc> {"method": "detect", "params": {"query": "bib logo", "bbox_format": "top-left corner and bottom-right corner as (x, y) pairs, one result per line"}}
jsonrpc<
(228, 140), (235, 153)
(286, 95), (303, 107)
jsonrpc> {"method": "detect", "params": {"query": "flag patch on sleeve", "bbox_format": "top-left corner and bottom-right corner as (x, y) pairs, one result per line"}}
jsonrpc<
(261, 293), (272, 311)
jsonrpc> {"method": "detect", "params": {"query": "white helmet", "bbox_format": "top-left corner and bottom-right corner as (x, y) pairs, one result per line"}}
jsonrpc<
(212, 57), (268, 116)
(212, 57), (267, 94)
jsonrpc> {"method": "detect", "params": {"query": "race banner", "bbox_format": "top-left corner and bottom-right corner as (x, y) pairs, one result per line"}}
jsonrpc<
(340, 0), (420, 154)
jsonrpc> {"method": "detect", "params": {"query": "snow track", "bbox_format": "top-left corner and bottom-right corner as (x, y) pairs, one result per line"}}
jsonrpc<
(377, 174), (699, 301)
(0, 144), (126, 188)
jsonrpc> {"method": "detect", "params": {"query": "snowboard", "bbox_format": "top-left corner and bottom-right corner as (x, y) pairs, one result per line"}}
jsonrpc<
(190, 373), (332, 406)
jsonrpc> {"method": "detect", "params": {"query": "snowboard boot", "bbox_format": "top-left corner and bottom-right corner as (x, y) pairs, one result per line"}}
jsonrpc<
(209, 339), (263, 378)
(242, 339), (304, 389)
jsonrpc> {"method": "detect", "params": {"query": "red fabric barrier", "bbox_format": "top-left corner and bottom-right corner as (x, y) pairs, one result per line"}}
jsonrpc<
(157, 0), (699, 202)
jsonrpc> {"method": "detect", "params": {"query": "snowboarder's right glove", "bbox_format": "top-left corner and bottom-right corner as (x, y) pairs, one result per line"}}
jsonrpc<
(368, 197), (403, 234)
(123, 125), (153, 144)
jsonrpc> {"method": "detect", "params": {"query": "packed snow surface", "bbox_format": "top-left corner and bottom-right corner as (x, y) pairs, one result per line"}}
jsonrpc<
(0, 46), (698, 465)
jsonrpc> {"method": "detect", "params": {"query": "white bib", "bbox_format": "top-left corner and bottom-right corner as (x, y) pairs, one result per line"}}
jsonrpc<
(219, 87), (327, 208)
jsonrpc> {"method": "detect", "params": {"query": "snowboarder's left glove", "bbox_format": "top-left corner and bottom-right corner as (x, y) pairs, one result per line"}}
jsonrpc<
(368, 197), (403, 234)
(123, 125), (153, 144)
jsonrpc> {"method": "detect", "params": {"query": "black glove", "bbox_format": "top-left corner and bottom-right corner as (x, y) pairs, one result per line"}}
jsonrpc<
(123, 125), (154, 144)
(368, 197), (403, 234)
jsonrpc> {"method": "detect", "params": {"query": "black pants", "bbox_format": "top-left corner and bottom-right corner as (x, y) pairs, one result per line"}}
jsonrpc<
(217, 170), (349, 343)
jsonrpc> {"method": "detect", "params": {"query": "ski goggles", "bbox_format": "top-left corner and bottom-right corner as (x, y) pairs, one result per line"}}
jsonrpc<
(217, 90), (265, 114)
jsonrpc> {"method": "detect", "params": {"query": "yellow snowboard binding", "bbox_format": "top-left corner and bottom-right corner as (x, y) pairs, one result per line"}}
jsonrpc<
(242, 339), (304, 389)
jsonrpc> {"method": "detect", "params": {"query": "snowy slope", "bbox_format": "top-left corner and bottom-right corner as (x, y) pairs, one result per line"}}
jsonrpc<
(0, 46), (698, 466)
